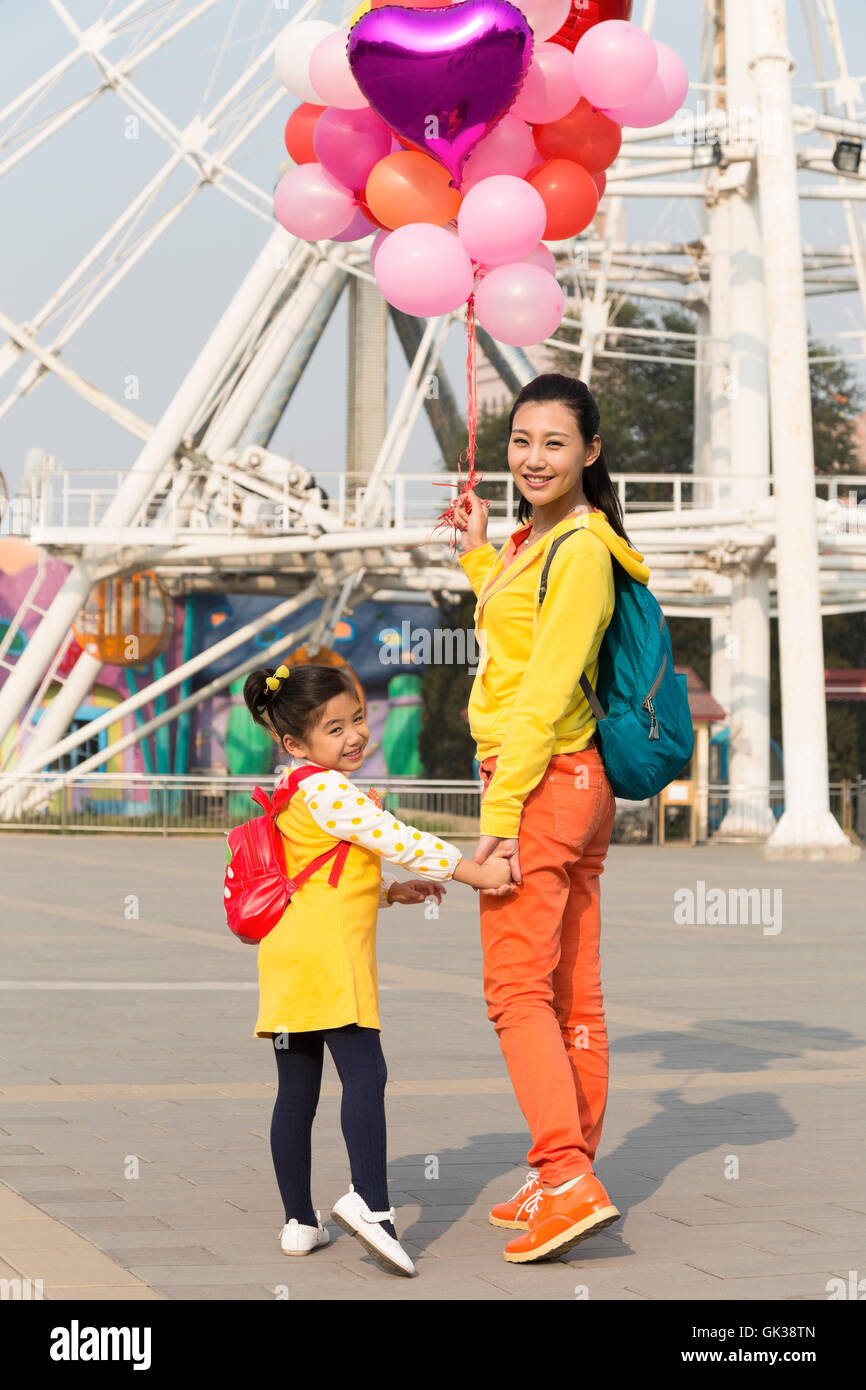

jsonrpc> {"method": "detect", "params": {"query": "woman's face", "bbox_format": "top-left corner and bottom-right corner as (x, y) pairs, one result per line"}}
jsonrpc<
(507, 400), (600, 510)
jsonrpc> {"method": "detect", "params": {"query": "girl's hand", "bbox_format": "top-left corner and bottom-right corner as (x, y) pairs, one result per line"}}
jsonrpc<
(473, 835), (522, 895)
(454, 487), (489, 553)
(387, 880), (446, 906)
(476, 857), (513, 892)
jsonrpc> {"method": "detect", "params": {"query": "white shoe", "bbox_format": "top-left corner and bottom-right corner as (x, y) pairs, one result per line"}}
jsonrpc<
(330, 1184), (415, 1277)
(279, 1211), (330, 1255)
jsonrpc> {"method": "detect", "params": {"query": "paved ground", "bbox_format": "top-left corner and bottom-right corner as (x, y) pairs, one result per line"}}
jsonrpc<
(0, 833), (864, 1302)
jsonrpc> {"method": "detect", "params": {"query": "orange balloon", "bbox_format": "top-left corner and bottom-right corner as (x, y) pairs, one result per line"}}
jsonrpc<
(365, 150), (461, 229)
(527, 159), (599, 239)
(533, 97), (622, 176)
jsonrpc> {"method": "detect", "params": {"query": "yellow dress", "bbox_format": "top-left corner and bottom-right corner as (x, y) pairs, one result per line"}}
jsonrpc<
(254, 767), (462, 1036)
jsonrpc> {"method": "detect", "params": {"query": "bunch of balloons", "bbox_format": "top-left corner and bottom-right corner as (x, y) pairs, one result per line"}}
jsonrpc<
(274, 0), (688, 348)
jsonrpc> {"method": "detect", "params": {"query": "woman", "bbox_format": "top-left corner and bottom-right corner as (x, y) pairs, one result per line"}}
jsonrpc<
(453, 373), (650, 1265)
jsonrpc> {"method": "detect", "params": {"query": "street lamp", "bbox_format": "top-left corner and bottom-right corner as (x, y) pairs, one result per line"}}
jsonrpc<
(832, 139), (863, 173)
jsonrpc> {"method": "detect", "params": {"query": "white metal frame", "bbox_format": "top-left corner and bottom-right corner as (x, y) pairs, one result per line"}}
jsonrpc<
(0, 0), (864, 860)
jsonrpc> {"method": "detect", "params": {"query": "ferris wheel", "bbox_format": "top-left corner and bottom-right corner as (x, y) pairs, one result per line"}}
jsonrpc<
(0, 0), (864, 859)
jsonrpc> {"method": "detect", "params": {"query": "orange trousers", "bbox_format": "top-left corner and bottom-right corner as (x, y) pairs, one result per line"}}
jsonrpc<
(479, 744), (616, 1189)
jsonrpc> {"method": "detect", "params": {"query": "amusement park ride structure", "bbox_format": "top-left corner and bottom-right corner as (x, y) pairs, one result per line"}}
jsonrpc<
(0, 0), (865, 858)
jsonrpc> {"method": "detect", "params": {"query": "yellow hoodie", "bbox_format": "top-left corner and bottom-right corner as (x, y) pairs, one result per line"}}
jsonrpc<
(458, 508), (650, 838)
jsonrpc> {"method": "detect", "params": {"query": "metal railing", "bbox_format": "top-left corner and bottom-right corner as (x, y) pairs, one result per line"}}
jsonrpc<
(0, 774), (484, 836)
(5, 467), (865, 543)
(1, 773), (862, 843)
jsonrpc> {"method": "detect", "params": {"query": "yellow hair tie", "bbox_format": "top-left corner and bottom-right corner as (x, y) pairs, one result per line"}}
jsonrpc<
(265, 664), (290, 693)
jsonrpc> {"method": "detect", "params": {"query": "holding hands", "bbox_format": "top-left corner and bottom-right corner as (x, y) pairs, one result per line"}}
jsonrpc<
(389, 857), (516, 900)
(453, 839), (519, 896)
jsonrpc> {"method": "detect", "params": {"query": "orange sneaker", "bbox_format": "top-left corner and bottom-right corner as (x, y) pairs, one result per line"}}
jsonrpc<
(488, 1169), (541, 1230)
(503, 1173), (620, 1263)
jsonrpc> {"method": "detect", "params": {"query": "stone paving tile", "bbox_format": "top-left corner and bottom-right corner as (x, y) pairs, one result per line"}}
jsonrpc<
(101, 1244), (222, 1266)
(10, 1189), (126, 1205)
(42, 1285), (165, 1301)
(687, 1246), (866, 1279)
(157, 1284), (278, 1301)
(1, 836), (865, 1301)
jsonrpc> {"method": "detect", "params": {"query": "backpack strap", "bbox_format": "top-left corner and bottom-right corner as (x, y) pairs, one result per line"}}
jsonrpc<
(268, 765), (353, 891)
(287, 838), (351, 893)
(269, 763), (328, 816)
(537, 529), (608, 722)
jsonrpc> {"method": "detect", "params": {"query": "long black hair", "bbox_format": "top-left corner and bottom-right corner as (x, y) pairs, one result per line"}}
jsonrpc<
(508, 373), (630, 543)
(243, 663), (358, 747)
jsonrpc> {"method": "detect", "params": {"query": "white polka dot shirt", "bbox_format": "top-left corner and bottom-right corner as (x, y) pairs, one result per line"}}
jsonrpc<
(295, 768), (462, 906)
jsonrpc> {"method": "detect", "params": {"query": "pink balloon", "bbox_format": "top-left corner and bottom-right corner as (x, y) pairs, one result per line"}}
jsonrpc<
(524, 241), (557, 275)
(516, 0), (572, 43)
(273, 163), (357, 240)
(474, 239), (556, 282)
(313, 106), (392, 192)
(370, 228), (390, 272)
(331, 205), (377, 242)
(457, 175), (547, 267)
(602, 41), (689, 128)
(374, 222), (474, 314)
(474, 262), (564, 346)
(512, 42), (580, 125)
(309, 29), (368, 108)
(572, 19), (658, 110)
(460, 114), (536, 191)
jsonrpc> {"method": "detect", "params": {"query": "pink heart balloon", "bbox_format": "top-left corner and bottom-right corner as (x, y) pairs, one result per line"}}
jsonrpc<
(347, 0), (533, 187)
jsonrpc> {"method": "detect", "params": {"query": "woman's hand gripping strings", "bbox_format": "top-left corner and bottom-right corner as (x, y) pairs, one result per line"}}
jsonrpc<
(453, 487), (489, 553)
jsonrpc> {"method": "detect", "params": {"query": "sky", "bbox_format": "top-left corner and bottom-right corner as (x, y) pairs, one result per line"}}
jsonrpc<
(1, 0), (865, 498)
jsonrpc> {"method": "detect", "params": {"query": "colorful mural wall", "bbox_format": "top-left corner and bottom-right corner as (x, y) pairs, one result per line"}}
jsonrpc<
(0, 540), (439, 788)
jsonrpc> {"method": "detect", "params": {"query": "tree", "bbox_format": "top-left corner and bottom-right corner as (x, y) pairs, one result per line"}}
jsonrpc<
(418, 591), (478, 778)
(551, 299), (699, 475)
(810, 337), (866, 474)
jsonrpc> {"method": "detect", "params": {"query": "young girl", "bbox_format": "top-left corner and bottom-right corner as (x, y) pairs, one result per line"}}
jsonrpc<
(243, 661), (511, 1277)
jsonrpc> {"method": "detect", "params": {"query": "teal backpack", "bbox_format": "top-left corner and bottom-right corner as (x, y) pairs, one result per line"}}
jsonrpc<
(538, 528), (694, 801)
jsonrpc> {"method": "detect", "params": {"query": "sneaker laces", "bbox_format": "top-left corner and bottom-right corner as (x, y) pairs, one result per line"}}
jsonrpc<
(520, 1186), (546, 1221)
(515, 1169), (540, 1199)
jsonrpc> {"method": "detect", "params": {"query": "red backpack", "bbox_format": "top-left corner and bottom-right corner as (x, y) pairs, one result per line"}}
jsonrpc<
(223, 764), (351, 945)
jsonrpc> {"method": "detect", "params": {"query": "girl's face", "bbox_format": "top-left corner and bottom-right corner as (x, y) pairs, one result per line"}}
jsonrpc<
(282, 691), (369, 773)
(507, 400), (600, 509)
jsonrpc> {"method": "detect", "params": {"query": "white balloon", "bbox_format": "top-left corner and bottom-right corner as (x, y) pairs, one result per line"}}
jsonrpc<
(517, 0), (572, 44)
(275, 20), (335, 103)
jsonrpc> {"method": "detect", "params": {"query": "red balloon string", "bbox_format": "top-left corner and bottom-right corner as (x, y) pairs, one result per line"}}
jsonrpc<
(426, 291), (484, 556)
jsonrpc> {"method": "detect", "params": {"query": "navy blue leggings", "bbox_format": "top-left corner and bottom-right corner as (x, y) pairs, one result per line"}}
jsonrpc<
(270, 1024), (396, 1239)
